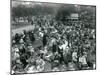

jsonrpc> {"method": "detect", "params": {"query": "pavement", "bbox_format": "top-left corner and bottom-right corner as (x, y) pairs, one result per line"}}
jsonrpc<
(12, 25), (35, 36)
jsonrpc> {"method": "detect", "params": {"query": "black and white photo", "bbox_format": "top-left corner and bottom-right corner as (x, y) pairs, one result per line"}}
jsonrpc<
(11, 0), (96, 74)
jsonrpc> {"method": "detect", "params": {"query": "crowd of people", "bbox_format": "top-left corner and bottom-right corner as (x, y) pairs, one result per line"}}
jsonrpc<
(11, 14), (96, 74)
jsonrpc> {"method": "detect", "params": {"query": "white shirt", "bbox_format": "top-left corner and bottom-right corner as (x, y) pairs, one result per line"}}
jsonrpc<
(65, 40), (68, 46)
(19, 39), (24, 43)
(63, 46), (69, 55)
(39, 32), (44, 37)
(61, 44), (66, 50)
(72, 52), (77, 61)
(79, 56), (87, 65)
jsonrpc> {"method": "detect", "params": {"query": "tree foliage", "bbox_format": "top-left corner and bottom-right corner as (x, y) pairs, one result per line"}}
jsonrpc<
(12, 4), (55, 18)
(55, 4), (78, 21)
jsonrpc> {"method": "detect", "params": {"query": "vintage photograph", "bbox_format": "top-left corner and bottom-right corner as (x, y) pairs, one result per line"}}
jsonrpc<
(11, 0), (96, 74)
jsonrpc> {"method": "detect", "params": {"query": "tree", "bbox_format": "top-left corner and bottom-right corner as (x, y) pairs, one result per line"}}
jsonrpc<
(55, 4), (78, 21)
